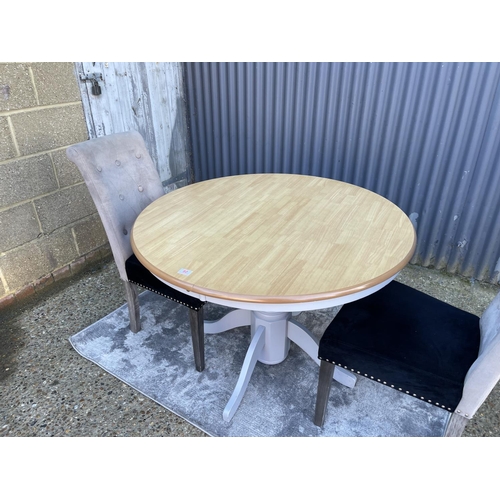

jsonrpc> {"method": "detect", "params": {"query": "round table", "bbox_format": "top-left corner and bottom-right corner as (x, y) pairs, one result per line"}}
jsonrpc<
(131, 173), (416, 421)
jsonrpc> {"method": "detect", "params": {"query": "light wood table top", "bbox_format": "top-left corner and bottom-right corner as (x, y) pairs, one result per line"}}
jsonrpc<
(131, 173), (416, 306)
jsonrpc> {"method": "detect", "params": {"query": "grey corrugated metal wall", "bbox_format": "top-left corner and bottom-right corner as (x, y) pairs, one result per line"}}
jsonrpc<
(184, 62), (500, 284)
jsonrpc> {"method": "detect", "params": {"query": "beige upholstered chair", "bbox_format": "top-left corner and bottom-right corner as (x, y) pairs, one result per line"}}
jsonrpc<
(314, 280), (500, 436)
(66, 131), (206, 371)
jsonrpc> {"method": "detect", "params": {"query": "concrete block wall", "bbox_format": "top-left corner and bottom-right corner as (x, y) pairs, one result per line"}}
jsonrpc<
(0, 62), (111, 310)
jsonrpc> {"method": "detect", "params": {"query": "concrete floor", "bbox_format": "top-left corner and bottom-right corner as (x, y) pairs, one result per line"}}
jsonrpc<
(1, 258), (499, 437)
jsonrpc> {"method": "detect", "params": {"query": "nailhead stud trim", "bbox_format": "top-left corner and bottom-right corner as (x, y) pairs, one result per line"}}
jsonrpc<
(315, 359), (457, 412)
(127, 279), (205, 311)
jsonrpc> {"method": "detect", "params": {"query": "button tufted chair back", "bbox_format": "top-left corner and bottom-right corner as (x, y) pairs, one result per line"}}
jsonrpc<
(66, 131), (206, 372)
(66, 130), (164, 281)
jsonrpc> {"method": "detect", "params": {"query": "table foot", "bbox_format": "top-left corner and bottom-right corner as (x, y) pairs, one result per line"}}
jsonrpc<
(287, 318), (320, 365)
(204, 309), (252, 334)
(223, 313), (357, 422)
(287, 318), (357, 388)
(223, 325), (266, 422)
(333, 366), (357, 388)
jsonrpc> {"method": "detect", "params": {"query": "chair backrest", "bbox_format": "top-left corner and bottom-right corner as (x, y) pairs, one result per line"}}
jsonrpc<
(66, 131), (165, 281)
(457, 291), (500, 418)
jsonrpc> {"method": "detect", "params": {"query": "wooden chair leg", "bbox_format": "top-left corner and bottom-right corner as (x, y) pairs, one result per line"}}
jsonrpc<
(124, 281), (141, 333)
(444, 412), (468, 437)
(189, 308), (205, 372)
(314, 360), (335, 427)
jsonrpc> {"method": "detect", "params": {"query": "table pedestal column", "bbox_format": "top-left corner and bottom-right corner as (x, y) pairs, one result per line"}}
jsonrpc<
(251, 311), (291, 364)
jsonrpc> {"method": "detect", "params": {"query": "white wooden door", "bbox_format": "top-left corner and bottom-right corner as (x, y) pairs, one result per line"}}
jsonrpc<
(75, 62), (192, 190)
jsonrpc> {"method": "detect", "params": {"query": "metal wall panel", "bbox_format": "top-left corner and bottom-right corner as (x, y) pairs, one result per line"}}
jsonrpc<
(184, 62), (500, 284)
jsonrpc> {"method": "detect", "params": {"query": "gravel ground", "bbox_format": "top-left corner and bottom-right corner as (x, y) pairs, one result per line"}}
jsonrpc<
(1, 258), (499, 438)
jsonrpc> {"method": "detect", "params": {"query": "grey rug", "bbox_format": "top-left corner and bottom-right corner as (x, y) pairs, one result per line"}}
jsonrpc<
(69, 291), (450, 437)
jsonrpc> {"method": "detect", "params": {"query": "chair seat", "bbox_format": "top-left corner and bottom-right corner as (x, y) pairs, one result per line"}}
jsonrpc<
(319, 281), (480, 411)
(125, 253), (205, 311)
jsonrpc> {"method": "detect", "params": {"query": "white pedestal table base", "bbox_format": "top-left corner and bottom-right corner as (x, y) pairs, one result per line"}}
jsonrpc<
(205, 309), (357, 422)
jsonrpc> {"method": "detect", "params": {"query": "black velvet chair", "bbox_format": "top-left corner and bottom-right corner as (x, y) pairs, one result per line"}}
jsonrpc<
(314, 280), (500, 436)
(66, 131), (206, 372)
